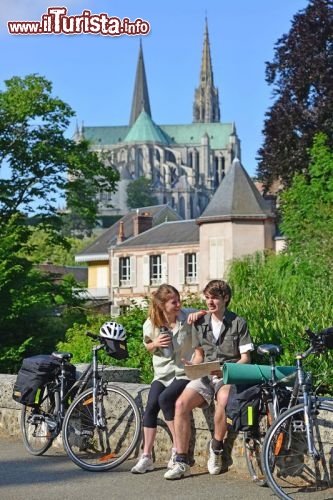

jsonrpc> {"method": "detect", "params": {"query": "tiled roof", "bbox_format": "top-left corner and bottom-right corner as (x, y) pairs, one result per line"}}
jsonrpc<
(75, 205), (182, 262)
(116, 220), (199, 249)
(83, 122), (234, 150)
(198, 158), (274, 221)
(36, 264), (87, 284)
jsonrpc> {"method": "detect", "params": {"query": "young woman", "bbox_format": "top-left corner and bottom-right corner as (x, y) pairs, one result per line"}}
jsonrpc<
(131, 284), (204, 473)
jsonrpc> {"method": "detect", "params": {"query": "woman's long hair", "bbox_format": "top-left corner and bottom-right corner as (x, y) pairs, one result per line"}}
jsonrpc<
(148, 284), (180, 329)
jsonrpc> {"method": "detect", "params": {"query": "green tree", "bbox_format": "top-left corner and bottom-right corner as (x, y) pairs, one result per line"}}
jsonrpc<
(0, 74), (119, 228)
(0, 74), (120, 370)
(26, 227), (95, 266)
(0, 215), (88, 373)
(126, 176), (158, 209)
(256, 0), (333, 189)
(279, 133), (333, 267)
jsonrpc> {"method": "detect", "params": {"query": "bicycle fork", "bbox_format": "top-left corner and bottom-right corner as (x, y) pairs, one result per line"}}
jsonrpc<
(87, 346), (114, 456)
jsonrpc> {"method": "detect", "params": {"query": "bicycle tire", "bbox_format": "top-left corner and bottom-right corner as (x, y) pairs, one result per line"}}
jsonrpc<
(261, 402), (333, 499)
(62, 385), (141, 472)
(21, 383), (60, 455)
(244, 411), (270, 486)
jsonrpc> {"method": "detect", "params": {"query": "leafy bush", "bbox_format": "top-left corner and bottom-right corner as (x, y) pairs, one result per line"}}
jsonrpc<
(56, 255), (333, 393)
(57, 305), (153, 383)
(227, 251), (333, 394)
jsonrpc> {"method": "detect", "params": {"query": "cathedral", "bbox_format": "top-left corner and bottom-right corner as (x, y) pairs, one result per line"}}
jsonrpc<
(74, 19), (241, 220)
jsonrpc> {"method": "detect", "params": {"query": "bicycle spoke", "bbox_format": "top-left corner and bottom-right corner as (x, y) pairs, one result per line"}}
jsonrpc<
(263, 403), (333, 499)
(21, 385), (58, 455)
(62, 385), (141, 471)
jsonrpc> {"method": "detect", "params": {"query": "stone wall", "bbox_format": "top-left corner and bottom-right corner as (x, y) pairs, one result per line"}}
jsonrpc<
(0, 368), (246, 471)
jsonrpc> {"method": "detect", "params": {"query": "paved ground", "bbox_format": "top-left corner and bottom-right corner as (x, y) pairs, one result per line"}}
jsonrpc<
(0, 433), (275, 500)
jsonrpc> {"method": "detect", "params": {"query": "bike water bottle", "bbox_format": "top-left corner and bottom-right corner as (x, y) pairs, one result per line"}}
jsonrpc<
(159, 326), (173, 357)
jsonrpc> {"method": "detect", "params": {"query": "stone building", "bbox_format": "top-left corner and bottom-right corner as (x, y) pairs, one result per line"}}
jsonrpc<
(76, 158), (276, 315)
(74, 19), (241, 219)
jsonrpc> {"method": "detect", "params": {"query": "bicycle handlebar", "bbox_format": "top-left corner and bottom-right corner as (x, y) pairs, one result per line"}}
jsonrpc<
(86, 331), (100, 341)
(298, 326), (333, 359)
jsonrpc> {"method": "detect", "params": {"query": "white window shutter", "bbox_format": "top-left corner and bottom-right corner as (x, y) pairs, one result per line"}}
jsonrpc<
(209, 238), (224, 279)
(112, 257), (119, 288)
(178, 253), (185, 285)
(161, 254), (168, 282)
(130, 256), (136, 287)
(143, 255), (150, 286)
(196, 252), (200, 282)
(209, 239), (217, 279)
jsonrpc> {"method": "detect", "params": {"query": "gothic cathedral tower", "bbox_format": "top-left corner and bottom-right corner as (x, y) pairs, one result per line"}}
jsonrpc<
(193, 18), (220, 123)
(81, 19), (241, 220)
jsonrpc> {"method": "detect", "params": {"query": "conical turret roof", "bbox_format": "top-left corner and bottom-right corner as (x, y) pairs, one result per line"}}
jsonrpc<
(198, 158), (274, 222)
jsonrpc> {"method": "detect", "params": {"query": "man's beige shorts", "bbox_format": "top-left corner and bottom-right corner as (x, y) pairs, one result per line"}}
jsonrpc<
(186, 376), (224, 406)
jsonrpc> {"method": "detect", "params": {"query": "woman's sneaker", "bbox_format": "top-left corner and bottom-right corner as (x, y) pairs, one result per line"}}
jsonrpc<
(131, 455), (154, 474)
(167, 449), (177, 469)
(164, 461), (191, 480)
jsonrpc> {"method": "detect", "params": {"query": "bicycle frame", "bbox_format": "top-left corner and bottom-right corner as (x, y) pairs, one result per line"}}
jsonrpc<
(282, 345), (327, 461)
(261, 326), (333, 499)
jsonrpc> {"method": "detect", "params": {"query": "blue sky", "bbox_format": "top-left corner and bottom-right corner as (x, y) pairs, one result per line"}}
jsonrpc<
(2, 0), (309, 177)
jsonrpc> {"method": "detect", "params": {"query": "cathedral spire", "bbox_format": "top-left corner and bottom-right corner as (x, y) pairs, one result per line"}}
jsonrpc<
(129, 39), (152, 126)
(193, 17), (220, 123)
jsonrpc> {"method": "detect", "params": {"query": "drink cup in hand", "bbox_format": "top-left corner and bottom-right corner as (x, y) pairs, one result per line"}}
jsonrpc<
(159, 326), (173, 357)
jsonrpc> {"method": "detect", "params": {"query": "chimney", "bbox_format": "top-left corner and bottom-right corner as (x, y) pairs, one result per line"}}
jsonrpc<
(133, 212), (153, 236)
(117, 220), (125, 244)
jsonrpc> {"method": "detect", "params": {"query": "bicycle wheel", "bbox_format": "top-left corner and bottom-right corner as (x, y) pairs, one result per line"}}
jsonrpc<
(262, 402), (333, 499)
(62, 385), (141, 471)
(244, 412), (270, 486)
(21, 383), (59, 455)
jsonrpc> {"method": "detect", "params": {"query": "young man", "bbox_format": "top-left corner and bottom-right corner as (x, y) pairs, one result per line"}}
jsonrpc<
(164, 279), (254, 480)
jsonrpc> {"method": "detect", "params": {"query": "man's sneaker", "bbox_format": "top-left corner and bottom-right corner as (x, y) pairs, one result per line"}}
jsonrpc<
(167, 449), (177, 469)
(164, 461), (191, 480)
(131, 455), (154, 474)
(207, 440), (223, 475)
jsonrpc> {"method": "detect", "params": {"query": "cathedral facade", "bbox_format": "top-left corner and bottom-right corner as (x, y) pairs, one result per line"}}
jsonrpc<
(75, 20), (241, 220)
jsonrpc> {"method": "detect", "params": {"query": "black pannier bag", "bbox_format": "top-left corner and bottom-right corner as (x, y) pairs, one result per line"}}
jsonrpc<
(103, 338), (128, 360)
(226, 384), (262, 433)
(12, 354), (61, 406)
(63, 362), (77, 394)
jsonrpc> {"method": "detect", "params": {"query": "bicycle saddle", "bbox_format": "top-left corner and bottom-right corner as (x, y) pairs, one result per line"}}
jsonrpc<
(52, 351), (73, 361)
(257, 344), (282, 357)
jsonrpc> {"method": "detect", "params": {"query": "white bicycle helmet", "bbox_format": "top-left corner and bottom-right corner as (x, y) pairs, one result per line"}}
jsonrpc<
(99, 321), (126, 341)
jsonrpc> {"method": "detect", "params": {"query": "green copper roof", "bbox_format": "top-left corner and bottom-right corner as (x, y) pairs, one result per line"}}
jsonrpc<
(160, 123), (232, 149)
(83, 121), (234, 150)
(124, 110), (170, 144)
(83, 125), (129, 146)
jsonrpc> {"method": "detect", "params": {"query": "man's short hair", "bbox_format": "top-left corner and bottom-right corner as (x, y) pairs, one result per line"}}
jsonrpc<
(203, 280), (232, 307)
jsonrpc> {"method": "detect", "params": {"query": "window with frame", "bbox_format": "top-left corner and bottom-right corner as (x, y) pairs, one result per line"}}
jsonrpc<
(185, 253), (197, 284)
(150, 255), (162, 285)
(119, 257), (131, 287)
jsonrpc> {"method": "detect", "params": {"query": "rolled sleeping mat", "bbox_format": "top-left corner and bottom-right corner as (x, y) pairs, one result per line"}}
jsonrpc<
(223, 363), (296, 385)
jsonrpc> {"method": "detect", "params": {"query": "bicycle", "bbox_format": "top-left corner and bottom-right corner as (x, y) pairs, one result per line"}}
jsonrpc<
(243, 343), (295, 486)
(21, 329), (141, 472)
(261, 326), (333, 499)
